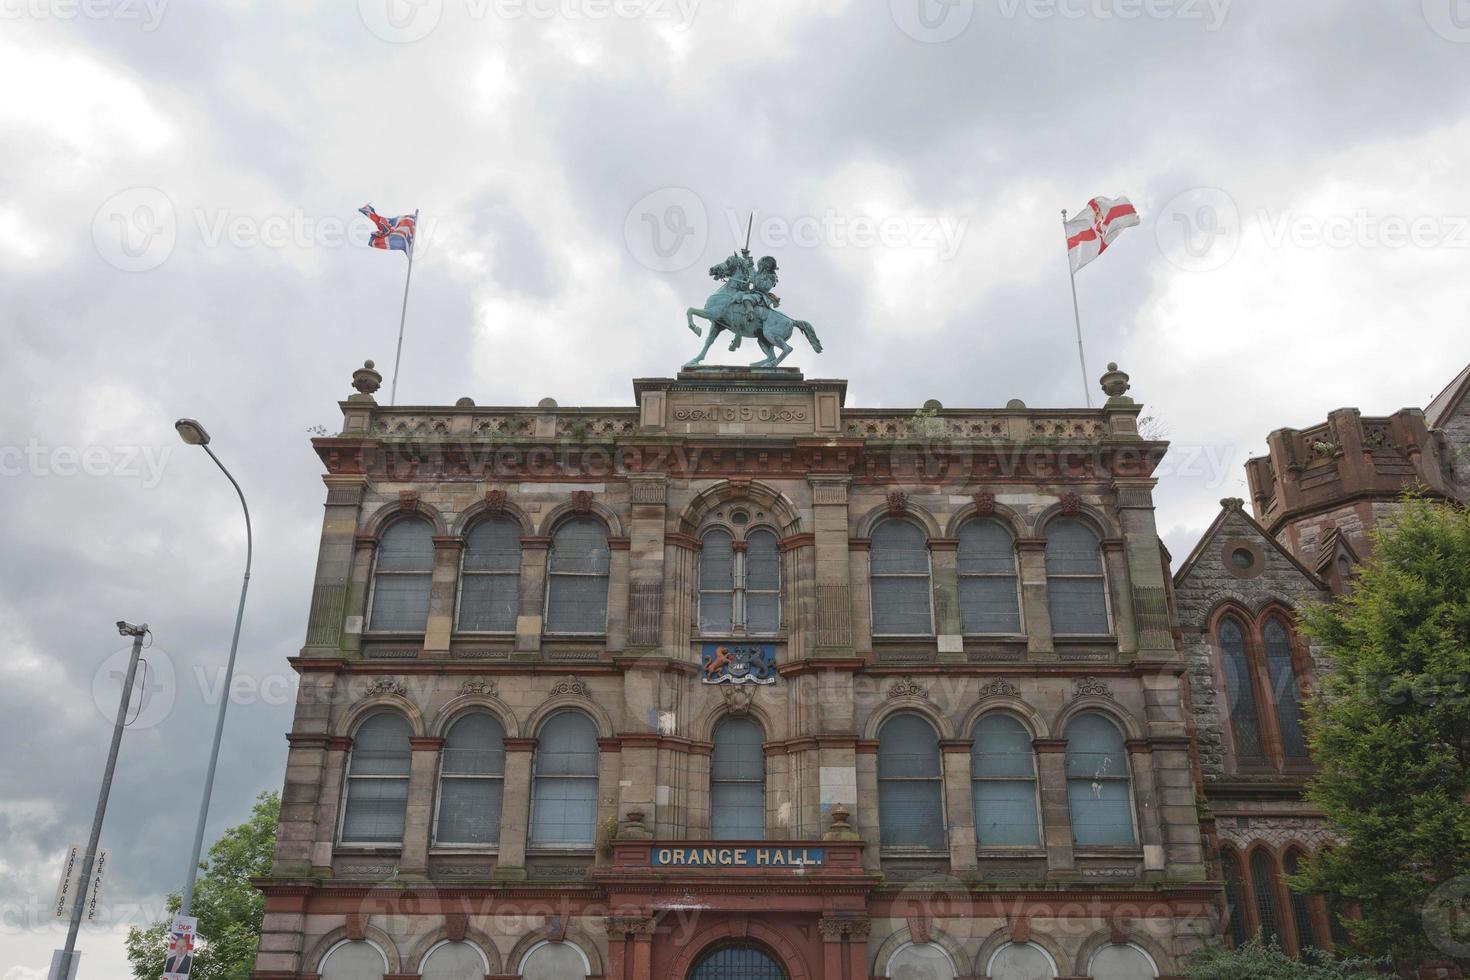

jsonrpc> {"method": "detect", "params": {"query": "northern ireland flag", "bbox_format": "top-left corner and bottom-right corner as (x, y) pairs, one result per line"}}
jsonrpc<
(1065, 195), (1139, 272)
(359, 204), (417, 253)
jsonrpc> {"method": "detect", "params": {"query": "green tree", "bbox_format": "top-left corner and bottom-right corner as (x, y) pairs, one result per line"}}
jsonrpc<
(126, 791), (279, 980)
(1296, 498), (1470, 970)
(1183, 938), (1383, 979)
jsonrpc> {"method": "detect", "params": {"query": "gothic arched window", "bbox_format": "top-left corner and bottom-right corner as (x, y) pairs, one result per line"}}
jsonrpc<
(870, 519), (933, 636)
(369, 517), (435, 632)
(1264, 619), (1310, 760)
(1219, 617), (1265, 762)
(457, 517), (521, 632)
(1064, 713), (1135, 846)
(699, 526), (781, 635)
(957, 519), (1021, 634)
(1045, 518), (1110, 636)
(545, 517), (610, 634)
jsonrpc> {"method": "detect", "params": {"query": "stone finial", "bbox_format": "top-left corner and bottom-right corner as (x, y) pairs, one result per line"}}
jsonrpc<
(617, 808), (653, 840)
(455, 397), (475, 407)
(823, 804), (860, 841)
(351, 360), (382, 397)
(1221, 497), (1245, 511)
(1100, 362), (1133, 404)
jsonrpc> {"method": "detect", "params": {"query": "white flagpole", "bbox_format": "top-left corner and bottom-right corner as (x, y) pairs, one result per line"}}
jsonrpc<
(1062, 208), (1094, 409)
(388, 211), (417, 407)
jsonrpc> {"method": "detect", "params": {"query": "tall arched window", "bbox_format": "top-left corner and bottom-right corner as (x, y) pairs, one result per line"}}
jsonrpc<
(699, 529), (734, 633)
(746, 529), (780, 634)
(870, 519), (933, 636)
(958, 519), (1021, 634)
(546, 517), (610, 634)
(530, 712), (599, 846)
(1284, 849), (1319, 953)
(369, 518), (435, 631)
(457, 517), (521, 632)
(340, 713), (412, 844)
(698, 527), (781, 635)
(1251, 850), (1281, 945)
(877, 713), (945, 850)
(1218, 617), (1265, 761)
(434, 713), (506, 845)
(710, 716), (766, 839)
(971, 714), (1039, 847)
(1045, 519), (1110, 636)
(1222, 850), (1249, 947)
(1264, 620), (1309, 761)
(1064, 713), (1135, 846)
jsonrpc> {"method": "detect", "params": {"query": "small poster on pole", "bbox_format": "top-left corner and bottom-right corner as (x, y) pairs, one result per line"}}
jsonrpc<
(161, 914), (198, 980)
(52, 845), (110, 921)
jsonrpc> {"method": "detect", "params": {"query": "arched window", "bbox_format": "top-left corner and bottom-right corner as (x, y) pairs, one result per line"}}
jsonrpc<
(340, 713), (412, 844)
(886, 942), (957, 979)
(987, 942), (1057, 980)
(369, 518), (435, 631)
(1264, 620), (1309, 760)
(870, 519), (933, 636)
(457, 517), (521, 632)
(690, 945), (786, 980)
(1045, 518), (1110, 636)
(698, 527), (781, 635)
(877, 713), (945, 850)
(957, 519), (1021, 634)
(1222, 850), (1249, 947)
(699, 529), (734, 634)
(971, 714), (1039, 847)
(545, 517), (610, 634)
(746, 529), (781, 634)
(1251, 850), (1281, 945)
(530, 712), (599, 846)
(1064, 713), (1135, 846)
(320, 940), (386, 980)
(710, 717), (765, 839)
(1218, 617), (1265, 761)
(434, 713), (506, 845)
(1284, 849), (1319, 953)
(421, 940), (489, 980)
(520, 941), (589, 980)
(1088, 944), (1158, 979)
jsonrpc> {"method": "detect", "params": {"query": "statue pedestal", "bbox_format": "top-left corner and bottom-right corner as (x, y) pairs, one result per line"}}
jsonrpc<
(677, 366), (805, 382)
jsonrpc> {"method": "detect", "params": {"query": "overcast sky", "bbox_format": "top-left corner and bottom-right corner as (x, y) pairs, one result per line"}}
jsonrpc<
(5, 1), (1470, 975)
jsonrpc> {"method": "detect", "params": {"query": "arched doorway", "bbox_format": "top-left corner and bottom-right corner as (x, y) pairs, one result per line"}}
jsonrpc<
(689, 943), (789, 980)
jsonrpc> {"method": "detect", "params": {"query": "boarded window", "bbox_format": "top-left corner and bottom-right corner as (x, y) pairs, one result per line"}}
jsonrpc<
(546, 517), (609, 634)
(1264, 620), (1310, 760)
(1089, 944), (1157, 979)
(958, 519), (1021, 634)
(1252, 850), (1281, 944)
(886, 943), (957, 980)
(870, 519), (933, 636)
(1219, 618), (1265, 761)
(531, 712), (598, 846)
(369, 518), (434, 631)
(710, 717), (766, 839)
(457, 518), (521, 632)
(971, 714), (1039, 847)
(435, 713), (505, 845)
(698, 529), (735, 633)
(745, 529), (781, 634)
(1064, 713), (1135, 846)
(420, 942), (486, 980)
(521, 942), (587, 980)
(988, 943), (1056, 979)
(341, 714), (412, 844)
(1223, 851), (1249, 947)
(878, 713), (945, 849)
(320, 941), (386, 980)
(1285, 850), (1320, 952)
(1045, 519), (1109, 635)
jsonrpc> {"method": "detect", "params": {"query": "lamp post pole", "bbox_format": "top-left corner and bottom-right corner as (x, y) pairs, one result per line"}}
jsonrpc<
(173, 419), (252, 916)
(51, 621), (149, 980)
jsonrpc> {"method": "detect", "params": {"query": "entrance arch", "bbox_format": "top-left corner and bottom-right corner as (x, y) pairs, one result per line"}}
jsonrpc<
(689, 943), (789, 980)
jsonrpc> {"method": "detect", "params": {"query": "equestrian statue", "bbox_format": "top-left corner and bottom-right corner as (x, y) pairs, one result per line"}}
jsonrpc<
(685, 250), (823, 368)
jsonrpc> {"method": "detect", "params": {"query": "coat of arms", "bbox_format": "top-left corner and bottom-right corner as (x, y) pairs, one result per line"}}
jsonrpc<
(700, 643), (778, 685)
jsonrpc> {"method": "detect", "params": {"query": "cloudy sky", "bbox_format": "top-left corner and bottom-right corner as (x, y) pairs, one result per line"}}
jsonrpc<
(4, 0), (1470, 975)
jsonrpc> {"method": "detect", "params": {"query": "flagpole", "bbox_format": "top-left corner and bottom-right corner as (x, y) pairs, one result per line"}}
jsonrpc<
(388, 211), (416, 407)
(1062, 208), (1094, 409)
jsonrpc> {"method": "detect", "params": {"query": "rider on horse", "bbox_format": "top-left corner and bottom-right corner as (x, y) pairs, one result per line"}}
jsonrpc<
(729, 256), (781, 350)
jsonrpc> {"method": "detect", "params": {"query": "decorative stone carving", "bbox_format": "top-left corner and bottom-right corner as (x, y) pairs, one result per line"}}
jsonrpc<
(726, 478), (752, 499)
(973, 492), (996, 517)
(483, 489), (508, 514)
(887, 676), (928, 700)
(1060, 492), (1083, 516)
(978, 677), (1021, 699)
(398, 489), (421, 512)
(359, 678), (407, 700)
(1100, 362), (1132, 403)
(887, 490), (909, 515)
(616, 808), (654, 841)
(345, 913), (367, 941)
(548, 675), (589, 698)
(459, 678), (498, 697)
(444, 913), (468, 942)
(823, 804), (860, 841)
(721, 685), (756, 715)
(570, 490), (594, 514)
(605, 915), (656, 937)
(1073, 676), (1114, 700)
(818, 917), (871, 939)
(352, 360), (382, 396)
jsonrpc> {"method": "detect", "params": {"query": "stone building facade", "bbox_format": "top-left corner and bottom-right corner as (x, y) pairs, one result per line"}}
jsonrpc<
(252, 361), (1213, 980)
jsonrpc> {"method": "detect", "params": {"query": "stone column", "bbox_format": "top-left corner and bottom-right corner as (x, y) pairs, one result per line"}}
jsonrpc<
(342, 535), (378, 654)
(819, 918), (846, 979)
(423, 537), (462, 655)
(399, 736), (443, 874)
(1125, 740), (1165, 876)
(494, 738), (535, 880)
(1034, 739), (1075, 874)
(1113, 479), (1175, 662)
(818, 736), (858, 833)
(514, 537), (550, 657)
(303, 475), (366, 657)
(766, 742), (791, 841)
(782, 533), (817, 662)
(1016, 539), (1054, 659)
(662, 535), (698, 662)
(846, 538), (872, 655)
(855, 741), (881, 871)
(930, 538), (963, 662)
(809, 477), (853, 657)
(942, 738), (978, 871)
(311, 735), (352, 873)
(1101, 538), (1136, 658)
(626, 475), (668, 652)
(1153, 737), (1205, 880)
(596, 738), (623, 867)
(607, 537), (631, 652)
(273, 673), (338, 877)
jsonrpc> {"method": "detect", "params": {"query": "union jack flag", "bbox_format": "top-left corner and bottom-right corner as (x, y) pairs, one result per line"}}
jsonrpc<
(359, 204), (417, 253)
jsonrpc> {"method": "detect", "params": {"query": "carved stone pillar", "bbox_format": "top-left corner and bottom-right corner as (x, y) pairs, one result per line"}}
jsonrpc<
(493, 737), (535, 880)
(662, 534), (698, 661)
(1126, 740), (1166, 876)
(1034, 738), (1075, 873)
(607, 537), (631, 652)
(626, 475), (668, 651)
(399, 736), (443, 874)
(929, 537), (963, 662)
(303, 475), (365, 657)
(514, 536), (549, 656)
(818, 917), (872, 980)
(809, 477), (853, 656)
(942, 738), (977, 871)
(846, 538), (872, 655)
(1101, 538), (1136, 658)
(1113, 479), (1175, 662)
(311, 734), (351, 873)
(1015, 538), (1054, 659)
(855, 740), (881, 871)
(782, 532), (817, 661)
(342, 535), (377, 654)
(423, 537), (462, 654)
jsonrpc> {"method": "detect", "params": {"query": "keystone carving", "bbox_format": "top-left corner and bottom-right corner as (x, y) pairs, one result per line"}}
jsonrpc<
(973, 492), (996, 517)
(359, 678), (407, 700)
(1060, 492), (1083, 516)
(549, 675), (589, 698)
(721, 685), (756, 716)
(887, 490), (909, 515)
(1073, 676), (1114, 700)
(887, 676), (929, 701)
(570, 490), (595, 514)
(483, 489), (508, 514)
(978, 677), (1020, 699)
(459, 678), (498, 697)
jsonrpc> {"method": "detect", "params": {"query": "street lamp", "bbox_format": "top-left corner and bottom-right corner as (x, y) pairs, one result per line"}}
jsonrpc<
(173, 418), (252, 916)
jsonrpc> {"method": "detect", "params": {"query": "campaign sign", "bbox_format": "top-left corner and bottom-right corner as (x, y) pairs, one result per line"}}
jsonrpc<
(162, 914), (198, 980)
(699, 643), (777, 685)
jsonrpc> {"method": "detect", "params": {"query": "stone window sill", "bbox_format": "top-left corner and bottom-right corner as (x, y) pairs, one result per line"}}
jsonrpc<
(430, 845), (500, 854)
(333, 845), (403, 856)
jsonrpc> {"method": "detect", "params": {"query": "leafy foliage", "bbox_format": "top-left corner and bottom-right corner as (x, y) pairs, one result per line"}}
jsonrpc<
(1183, 938), (1383, 979)
(126, 791), (279, 980)
(1295, 498), (1470, 969)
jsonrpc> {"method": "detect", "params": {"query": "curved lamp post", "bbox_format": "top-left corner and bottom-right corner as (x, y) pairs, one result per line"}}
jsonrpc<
(174, 418), (252, 916)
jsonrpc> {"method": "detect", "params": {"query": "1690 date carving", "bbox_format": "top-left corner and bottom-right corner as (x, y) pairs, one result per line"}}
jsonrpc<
(674, 406), (808, 423)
